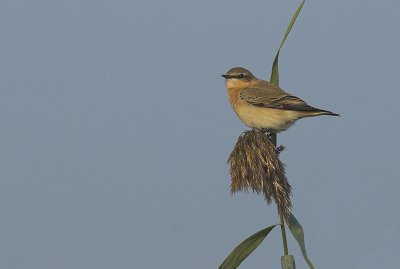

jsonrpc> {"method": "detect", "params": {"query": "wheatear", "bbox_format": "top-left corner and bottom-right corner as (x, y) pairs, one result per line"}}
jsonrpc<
(222, 67), (339, 133)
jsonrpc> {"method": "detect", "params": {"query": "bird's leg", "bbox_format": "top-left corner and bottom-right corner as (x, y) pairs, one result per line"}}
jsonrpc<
(258, 128), (269, 134)
(255, 129), (284, 153)
(260, 131), (285, 154)
(259, 130), (275, 143)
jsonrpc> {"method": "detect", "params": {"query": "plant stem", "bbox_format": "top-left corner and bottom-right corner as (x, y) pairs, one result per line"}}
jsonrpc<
(280, 213), (289, 256)
(270, 133), (289, 256)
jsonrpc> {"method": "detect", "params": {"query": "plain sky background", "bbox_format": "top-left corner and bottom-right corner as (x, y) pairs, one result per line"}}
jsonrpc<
(1, 0), (399, 268)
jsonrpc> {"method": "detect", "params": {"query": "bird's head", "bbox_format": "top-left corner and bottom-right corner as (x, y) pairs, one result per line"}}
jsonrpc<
(222, 67), (255, 89)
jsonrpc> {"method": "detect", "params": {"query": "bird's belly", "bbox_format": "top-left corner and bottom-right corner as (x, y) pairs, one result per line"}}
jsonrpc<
(235, 105), (299, 132)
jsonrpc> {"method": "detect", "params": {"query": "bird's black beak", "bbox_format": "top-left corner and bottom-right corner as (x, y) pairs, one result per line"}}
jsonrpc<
(221, 74), (229, 79)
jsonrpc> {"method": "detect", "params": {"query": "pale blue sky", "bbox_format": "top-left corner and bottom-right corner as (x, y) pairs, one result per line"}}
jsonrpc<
(1, 0), (399, 268)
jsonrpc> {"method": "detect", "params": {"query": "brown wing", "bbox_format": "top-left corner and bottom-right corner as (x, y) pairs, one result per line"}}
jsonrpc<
(239, 86), (326, 112)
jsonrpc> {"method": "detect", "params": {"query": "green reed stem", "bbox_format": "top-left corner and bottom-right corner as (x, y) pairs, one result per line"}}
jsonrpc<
(270, 133), (289, 256)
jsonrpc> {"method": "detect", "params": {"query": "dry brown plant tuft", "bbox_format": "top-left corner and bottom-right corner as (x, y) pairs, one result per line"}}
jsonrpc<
(228, 130), (292, 221)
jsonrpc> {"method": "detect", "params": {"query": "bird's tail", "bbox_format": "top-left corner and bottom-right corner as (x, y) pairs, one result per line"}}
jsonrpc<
(302, 107), (340, 117)
(318, 108), (339, 116)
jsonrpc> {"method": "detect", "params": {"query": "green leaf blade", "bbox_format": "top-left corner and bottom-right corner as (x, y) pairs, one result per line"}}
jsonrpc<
(270, 52), (280, 86)
(270, 0), (305, 86)
(219, 225), (276, 269)
(287, 213), (315, 269)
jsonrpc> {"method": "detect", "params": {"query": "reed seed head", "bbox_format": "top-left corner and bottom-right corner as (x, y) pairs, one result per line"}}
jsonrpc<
(228, 130), (292, 221)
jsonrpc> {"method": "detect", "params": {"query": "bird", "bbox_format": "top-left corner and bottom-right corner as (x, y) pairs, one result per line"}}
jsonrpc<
(222, 67), (339, 133)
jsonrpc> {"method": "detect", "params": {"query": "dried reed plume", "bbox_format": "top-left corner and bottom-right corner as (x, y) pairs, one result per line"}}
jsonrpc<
(228, 130), (292, 221)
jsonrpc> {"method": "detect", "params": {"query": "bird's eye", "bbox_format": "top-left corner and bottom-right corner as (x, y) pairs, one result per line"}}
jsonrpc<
(238, 74), (245, 79)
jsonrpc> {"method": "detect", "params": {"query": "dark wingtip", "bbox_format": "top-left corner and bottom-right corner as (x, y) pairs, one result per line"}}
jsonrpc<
(325, 111), (340, 117)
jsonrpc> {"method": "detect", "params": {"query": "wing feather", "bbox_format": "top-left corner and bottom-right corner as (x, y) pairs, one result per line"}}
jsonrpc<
(239, 86), (324, 112)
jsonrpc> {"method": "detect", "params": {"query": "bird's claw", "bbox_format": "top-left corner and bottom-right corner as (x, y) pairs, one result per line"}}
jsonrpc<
(276, 145), (286, 154)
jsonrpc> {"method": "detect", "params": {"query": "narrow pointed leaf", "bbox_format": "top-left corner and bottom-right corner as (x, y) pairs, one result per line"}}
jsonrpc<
(287, 213), (315, 269)
(219, 225), (276, 269)
(270, 0), (305, 86)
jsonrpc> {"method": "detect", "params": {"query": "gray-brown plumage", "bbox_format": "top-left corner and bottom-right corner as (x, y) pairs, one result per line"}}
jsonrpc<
(222, 67), (339, 133)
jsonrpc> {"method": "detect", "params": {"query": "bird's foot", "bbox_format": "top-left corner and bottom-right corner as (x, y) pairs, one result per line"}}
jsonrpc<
(276, 145), (286, 154)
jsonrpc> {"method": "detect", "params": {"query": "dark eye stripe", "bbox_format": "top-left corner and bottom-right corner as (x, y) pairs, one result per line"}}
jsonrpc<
(226, 74), (248, 79)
